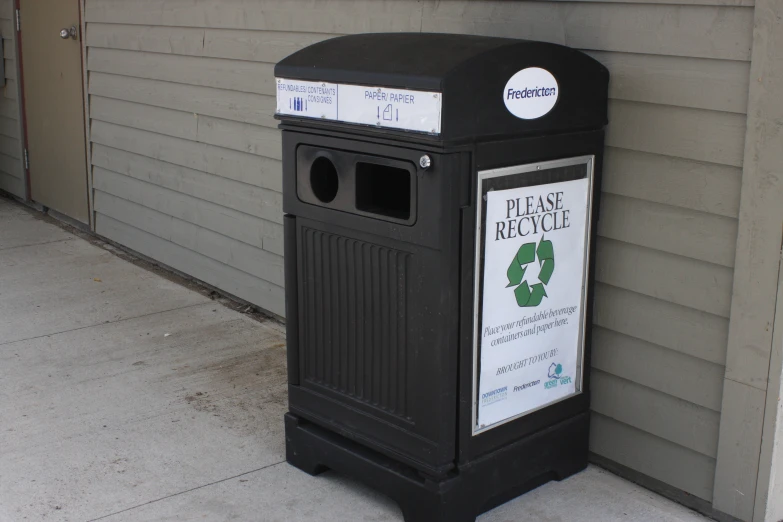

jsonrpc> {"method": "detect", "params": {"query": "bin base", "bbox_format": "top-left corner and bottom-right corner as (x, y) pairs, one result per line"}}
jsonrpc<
(284, 411), (589, 522)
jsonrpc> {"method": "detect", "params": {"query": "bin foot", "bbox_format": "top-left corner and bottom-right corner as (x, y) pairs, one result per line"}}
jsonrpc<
(397, 482), (477, 522)
(284, 413), (330, 476)
(284, 411), (588, 522)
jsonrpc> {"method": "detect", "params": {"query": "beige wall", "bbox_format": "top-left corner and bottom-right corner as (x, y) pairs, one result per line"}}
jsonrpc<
(80, 0), (762, 516)
(720, 0), (783, 519)
(0, 0), (25, 199)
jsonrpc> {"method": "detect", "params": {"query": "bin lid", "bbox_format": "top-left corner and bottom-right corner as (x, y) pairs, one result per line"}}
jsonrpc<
(275, 33), (608, 142)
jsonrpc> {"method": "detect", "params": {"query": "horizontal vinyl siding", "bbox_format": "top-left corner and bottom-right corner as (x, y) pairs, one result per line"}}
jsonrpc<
(591, 413), (719, 501)
(83, 0), (750, 499)
(0, 1), (24, 199)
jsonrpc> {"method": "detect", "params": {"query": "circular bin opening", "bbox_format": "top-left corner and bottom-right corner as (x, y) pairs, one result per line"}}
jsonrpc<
(310, 156), (339, 203)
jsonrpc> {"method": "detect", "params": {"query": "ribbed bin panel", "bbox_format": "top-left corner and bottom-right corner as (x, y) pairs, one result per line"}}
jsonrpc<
(300, 226), (411, 419)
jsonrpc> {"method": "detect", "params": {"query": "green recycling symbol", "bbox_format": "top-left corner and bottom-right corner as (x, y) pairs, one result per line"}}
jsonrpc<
(506, 236), (555, 307)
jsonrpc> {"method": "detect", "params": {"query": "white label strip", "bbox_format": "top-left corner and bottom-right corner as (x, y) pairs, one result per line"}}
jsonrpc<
(276, 78), (442, 134)
(276, 79), (339, 121)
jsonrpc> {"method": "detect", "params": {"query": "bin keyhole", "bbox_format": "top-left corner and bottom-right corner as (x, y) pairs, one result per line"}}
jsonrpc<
(310, 156), (339, 203)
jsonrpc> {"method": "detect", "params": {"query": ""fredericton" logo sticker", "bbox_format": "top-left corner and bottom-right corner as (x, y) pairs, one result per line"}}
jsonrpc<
(503, 67), (559, 120)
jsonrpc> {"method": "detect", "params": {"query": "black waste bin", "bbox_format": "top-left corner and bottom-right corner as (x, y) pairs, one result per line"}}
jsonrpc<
(276, 33), (608, 522)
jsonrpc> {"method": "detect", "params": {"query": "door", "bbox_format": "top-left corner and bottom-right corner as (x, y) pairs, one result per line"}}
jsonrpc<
(20, 0), (88, 224)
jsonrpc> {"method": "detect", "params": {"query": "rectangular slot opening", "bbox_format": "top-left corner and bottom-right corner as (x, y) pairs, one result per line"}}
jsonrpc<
(355, 162), (412, 220)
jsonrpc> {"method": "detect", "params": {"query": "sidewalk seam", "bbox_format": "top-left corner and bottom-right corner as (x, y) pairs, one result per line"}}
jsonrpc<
(0, 237), (73, 252)
(0, 302), (211, 347)
(85, 460), (288, 521)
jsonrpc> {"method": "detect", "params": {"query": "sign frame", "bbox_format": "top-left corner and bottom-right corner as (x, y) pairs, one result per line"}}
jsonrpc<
(471, 155), (595, 436)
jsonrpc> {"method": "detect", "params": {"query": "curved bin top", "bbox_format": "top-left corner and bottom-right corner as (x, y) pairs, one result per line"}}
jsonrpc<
(275, 33), (609, 142)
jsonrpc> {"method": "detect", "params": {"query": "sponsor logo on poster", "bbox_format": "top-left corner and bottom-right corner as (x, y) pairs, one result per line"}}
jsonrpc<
(481, 386), (508, 406)
(544, 362), (572, 390)
(512, 380), (541, 393)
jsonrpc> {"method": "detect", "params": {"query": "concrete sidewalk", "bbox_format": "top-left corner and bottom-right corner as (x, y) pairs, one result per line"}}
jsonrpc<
(0, 195), (709, 522)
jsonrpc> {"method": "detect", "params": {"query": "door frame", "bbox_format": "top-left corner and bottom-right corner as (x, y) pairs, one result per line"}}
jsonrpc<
(14, 0), (93, 230)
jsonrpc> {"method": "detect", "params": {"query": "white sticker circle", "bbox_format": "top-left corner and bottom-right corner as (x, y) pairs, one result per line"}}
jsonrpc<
(503, 68), (559, 120)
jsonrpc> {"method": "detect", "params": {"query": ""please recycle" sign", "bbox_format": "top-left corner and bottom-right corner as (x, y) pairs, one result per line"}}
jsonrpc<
(476, 169), (591, 432)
